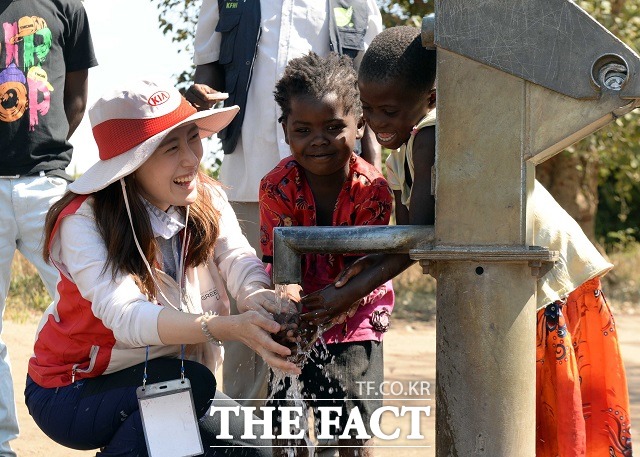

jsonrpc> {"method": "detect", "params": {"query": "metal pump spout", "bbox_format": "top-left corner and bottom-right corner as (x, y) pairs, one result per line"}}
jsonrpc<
(428, 0), (640, 165)
(272, 225), (435, 285)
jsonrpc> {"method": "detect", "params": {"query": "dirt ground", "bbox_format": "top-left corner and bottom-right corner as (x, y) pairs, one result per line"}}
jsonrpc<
(5, 315), (639, 456)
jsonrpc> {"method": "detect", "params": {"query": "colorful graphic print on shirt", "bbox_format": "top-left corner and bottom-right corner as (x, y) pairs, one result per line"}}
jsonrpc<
(1, 15), (53, 129)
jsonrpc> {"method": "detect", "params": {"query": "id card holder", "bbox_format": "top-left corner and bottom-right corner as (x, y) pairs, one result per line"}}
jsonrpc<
(136, 378), (204, 457)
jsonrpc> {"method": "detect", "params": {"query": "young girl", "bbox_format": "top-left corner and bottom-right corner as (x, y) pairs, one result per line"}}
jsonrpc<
(302, 26), (633, 456)
(259, 52), (394, 456)
(25, 79), (300, 456)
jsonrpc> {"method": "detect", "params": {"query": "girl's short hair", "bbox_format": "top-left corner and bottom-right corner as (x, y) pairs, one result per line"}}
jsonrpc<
(274, 52), (362, 123)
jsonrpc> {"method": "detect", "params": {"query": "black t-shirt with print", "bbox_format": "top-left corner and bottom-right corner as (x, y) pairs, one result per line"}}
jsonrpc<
(0, 0), (97, 178)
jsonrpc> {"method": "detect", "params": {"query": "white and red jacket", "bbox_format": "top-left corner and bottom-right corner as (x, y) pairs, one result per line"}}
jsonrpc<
(28, 184), (270, 388)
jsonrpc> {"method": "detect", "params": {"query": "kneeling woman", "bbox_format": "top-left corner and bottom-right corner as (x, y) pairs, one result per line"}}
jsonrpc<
(25, 80), (300, 456)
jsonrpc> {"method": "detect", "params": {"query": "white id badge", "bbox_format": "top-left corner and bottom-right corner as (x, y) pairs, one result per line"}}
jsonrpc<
(137, 378), (204, 457)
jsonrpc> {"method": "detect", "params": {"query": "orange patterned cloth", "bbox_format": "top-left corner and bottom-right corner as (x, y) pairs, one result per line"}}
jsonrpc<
(536, 277), (633, 456)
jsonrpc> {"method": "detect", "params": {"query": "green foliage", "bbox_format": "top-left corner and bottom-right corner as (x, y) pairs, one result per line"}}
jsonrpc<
(594, 112), (640, 249)
(154, 0), (200, 90)
(153, 0), (221, 174)
(378, 0), (433, 28)
(202, 138), (223, 180)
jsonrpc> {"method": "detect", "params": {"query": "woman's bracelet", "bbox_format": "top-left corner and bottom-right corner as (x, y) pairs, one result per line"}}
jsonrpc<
(200, 311), (223, 347)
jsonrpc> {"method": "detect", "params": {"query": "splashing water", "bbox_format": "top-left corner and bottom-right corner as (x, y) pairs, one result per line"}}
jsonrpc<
(272, 285), (353, 455)
(274, 284), (320, 366)
(273, 285), (314, 455)
(270, 368), (315, 457)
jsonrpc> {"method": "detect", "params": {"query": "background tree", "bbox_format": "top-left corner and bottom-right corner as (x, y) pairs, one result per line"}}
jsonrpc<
(154, 0), (640, 249)
(155, 0), (200, 89)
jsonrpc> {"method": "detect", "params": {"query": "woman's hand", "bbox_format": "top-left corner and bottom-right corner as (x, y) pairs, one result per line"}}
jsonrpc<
(211, 310), (301, 375)
(236, 282), (301, 318)
(236, 284), (277, 317)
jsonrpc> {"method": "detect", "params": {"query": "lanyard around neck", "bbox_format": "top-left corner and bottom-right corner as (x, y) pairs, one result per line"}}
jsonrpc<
(120, 179), (191, 387)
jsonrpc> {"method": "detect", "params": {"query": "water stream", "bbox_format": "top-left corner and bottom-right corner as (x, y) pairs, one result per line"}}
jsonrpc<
(272, 284), (317, 456)
(272, 284), (355, 456)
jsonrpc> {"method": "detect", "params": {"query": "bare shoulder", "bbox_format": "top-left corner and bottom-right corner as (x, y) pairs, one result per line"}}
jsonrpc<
(412, 125), (436, 165)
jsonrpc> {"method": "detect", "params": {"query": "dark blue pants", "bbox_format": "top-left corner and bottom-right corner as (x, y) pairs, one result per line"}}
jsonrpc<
(25, 358), (270, 456)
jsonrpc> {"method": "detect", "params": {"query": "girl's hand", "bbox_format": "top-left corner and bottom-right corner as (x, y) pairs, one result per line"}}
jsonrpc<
(297, 255), (373, 326)
(272, 310), (301, 348)
(299, 254), (396, 327)
(214, 311), (301, 375)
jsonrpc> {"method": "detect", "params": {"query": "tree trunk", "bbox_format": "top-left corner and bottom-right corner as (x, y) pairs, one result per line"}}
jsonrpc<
(536, 151), (600, 245)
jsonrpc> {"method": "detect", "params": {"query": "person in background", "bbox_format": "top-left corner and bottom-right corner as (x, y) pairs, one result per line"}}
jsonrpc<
(185, 0), (383, 410)
(25, 79), (299, 456)
(304, 26), (633, 457)
(260, 52), (394, 457)
(0, 1), (97, 454)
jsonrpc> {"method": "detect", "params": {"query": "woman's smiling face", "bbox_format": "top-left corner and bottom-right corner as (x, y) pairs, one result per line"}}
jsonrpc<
(135, 123), (203, 211)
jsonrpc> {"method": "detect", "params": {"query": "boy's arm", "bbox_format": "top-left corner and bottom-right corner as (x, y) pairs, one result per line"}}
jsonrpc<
(394, 190), (410, 225)
(359, 125), (382, 171)
(300, 253), (413, 326)
(64, 69), (89, 139)
(408, 125), (436, 225)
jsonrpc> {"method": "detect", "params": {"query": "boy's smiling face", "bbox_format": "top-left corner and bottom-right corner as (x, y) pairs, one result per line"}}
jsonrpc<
(282, 92), (364, 177)
(359, 78), (434, 150)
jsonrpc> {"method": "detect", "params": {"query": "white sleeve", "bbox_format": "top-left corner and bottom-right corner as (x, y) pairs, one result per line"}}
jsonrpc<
(353, 0), (383, 68)
(384, 151), (403, 191)
(533, 181), (613, 307)
(363, 0), (383, 48)
(194, 0), (222, 65)
(58, 215), (164, 347)
(210, 186), (271, 298)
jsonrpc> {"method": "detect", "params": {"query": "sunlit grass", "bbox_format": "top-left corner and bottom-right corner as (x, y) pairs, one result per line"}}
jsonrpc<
(604, 242), (640, 315)
(390, 262), (437, 322)
(5, 252), (51, 323)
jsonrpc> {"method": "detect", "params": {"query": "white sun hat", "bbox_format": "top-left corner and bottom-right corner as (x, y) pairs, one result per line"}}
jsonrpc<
(68, 79), (239, 194)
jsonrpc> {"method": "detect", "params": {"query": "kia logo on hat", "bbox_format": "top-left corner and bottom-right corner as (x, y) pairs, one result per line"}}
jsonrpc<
(148, 91), (170, 106)
(68, 79), (239, 195)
